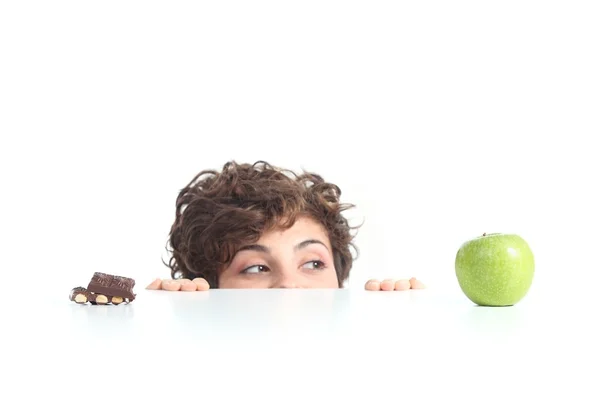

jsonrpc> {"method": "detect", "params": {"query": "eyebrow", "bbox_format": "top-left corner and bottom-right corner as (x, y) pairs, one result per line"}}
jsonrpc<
(294, 239), (329, 252)
(236, 239), (330, 254)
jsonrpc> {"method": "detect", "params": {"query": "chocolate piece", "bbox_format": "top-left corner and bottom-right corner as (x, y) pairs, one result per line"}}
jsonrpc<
(69, 287), (90, 304)
(87, 272), (136, 302)
(70, 272), (136, 305)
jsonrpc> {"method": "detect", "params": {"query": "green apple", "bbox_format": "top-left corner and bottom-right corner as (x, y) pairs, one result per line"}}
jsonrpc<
(455, 233), (534, 306)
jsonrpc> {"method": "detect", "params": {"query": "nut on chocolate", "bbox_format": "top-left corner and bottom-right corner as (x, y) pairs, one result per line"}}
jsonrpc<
(69, 287), (89, 303)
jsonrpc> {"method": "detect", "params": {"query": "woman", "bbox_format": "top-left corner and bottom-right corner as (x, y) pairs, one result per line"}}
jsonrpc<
(146, 160), (425, 291)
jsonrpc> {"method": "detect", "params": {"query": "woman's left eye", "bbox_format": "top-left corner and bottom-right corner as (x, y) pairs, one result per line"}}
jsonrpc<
(303, 260), (325, 269)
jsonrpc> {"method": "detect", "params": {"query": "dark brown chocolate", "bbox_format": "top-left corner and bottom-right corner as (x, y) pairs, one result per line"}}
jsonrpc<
(86, 272), (136, 301)
(70, 288), (133, 305)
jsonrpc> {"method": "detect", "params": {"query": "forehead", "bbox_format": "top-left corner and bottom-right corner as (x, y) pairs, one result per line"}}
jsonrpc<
(259, 216), (330, 244)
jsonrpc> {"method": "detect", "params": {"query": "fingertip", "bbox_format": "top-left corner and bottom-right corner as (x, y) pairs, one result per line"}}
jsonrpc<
(394, 279), (411, 291)
(162, 280), (182, 291)
(180, 279), (197, 292)
(364, 279), (381, 291)
(193, 278), (210, 291)
(380, 279), (395, 291)
(410, 277), (426, 289)
(145, 278), (162, 290)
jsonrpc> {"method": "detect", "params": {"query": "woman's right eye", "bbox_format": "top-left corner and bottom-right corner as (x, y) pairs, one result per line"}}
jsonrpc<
(242, 265), (269, 274)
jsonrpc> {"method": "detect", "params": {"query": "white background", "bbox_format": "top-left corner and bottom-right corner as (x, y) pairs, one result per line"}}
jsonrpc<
(1, 1), (598, 299)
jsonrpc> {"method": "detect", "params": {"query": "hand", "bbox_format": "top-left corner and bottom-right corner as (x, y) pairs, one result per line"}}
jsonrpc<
(146, 278), (210, 291)
(364, 277), (425, 291)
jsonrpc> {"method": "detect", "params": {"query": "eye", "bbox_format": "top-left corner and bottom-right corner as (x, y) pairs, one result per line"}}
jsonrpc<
(242, 265), (270, 274)
(302, 260), (326, 270)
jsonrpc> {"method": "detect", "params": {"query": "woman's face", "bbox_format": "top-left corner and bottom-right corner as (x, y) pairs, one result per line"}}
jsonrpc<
(218, 217), (339, 288)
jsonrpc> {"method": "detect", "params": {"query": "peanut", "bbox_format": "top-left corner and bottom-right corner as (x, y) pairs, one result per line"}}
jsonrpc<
(95, 294), (108, 304)
(74, 294), (87, 303)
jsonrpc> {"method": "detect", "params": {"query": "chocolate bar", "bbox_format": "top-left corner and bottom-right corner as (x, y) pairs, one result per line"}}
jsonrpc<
(87, 272), (136, 302)
(68, 286), (130, 305)
(69, 272), (136, 305)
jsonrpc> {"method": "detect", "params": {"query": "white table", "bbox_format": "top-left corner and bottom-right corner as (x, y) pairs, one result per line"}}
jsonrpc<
(6, 286), (598, 399)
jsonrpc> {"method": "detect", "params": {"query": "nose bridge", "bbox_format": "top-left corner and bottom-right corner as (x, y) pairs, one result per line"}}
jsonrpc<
(272, 261), (301, 288)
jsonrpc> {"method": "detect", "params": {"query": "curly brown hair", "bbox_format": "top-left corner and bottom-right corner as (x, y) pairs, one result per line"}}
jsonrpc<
(163, 160), (359, 288)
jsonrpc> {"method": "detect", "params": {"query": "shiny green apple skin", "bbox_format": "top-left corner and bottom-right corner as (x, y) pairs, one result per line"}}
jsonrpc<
(455, 233), (535, 306)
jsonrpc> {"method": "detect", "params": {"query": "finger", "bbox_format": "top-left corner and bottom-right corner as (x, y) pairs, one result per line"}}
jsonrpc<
(193, 278), (210, 291)
(145, 278), (163, 290)
(380, 279), (395, 291)
(394, 279), (411, 291)
(162, 279), (182, 291)
(180, 279), (197, 291)
(410, 277), (426, 289)
(364, 279), (381, 291)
